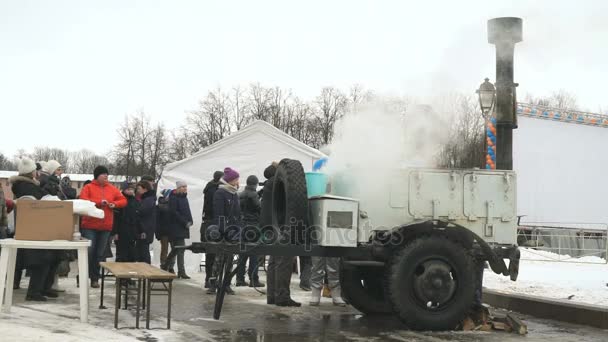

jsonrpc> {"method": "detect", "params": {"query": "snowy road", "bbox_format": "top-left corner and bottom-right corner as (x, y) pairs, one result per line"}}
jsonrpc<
(2, 270), (607, 342)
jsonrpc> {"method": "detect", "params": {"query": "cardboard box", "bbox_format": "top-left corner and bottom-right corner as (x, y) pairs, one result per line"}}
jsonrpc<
(15, 200), (74, 241)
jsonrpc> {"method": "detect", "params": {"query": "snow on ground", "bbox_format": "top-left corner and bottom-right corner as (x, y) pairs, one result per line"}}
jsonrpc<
(484, 248), (608, 307)
(0, 275), (183, 342)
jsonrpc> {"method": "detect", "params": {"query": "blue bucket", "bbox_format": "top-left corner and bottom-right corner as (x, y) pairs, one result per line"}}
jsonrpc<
(305, 172), (328, 198)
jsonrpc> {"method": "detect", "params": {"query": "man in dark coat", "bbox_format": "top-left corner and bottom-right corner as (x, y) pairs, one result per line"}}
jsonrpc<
(157, 189), (173, 270)
(264, 162), (301, 307)
(201, 170), (223, 288)
(111, 183), (139, 262)
(206, 167), (241, 295)
(136, 181), (157, 264)
(235, 175), (265, 288)
(9, 158), (60, 301)
(167, 181), (193, 279)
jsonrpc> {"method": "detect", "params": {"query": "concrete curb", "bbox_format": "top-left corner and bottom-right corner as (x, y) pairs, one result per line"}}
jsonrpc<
(483, 288), (608, 329)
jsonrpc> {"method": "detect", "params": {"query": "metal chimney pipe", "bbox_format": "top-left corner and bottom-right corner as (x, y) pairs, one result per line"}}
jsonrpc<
(488, 17), (523, 170)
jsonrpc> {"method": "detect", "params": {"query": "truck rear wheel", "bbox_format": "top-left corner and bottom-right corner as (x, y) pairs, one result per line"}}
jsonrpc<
(387, 235), (475, 331)
(340, 260), (392, 315)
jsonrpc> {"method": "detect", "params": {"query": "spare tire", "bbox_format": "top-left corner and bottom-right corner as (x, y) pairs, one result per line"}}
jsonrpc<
(271, 158), (309, 244)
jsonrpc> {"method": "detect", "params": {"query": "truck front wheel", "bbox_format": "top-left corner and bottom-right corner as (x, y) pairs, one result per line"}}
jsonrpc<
(387, 235), (475, 331)
(340, 260), (392, 315)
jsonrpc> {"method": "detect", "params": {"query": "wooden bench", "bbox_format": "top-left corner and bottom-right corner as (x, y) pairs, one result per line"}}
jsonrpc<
(99, 262), (176, 329)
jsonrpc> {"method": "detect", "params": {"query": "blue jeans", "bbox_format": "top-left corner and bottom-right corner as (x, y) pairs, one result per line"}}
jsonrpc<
(81, 229), (111, 281)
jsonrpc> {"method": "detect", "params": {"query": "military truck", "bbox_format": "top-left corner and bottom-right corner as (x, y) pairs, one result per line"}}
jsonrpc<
(180, 158), (520, 331)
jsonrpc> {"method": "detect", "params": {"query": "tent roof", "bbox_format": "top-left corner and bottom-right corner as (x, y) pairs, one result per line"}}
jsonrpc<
(165, 120), (325, 172)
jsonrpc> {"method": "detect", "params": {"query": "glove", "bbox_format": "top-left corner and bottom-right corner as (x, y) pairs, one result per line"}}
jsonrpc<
(186, 222), (193, 228)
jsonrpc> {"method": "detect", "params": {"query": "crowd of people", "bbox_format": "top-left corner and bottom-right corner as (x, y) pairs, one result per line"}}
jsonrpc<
(0, 158), (347, 308)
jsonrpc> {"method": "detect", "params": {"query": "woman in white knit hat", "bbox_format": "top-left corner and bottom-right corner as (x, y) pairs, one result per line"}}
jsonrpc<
(9, 158), (60, 301)
(40, 160), (65, 199)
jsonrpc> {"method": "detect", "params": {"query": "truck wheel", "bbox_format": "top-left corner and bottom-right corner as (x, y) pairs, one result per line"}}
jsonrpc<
(340, 261), (392, 315)
(387, 236), (475, 331)
(271, 159), (309, 243)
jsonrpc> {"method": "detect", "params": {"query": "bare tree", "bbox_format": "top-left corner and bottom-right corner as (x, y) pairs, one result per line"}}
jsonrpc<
(525, 89), (579, 110)
(69, 149), (109, 174)
(248, 83), (274, 122)
(436, 94), (485, 169)
(147, 123), (168, 178)
(232, 86), (250, 130)
(186, 87), (232, 151)
(0, 153), (16, 171)
(315, 87), (348, 145)
(114, 114), (140, 178)
(31, 147), (70, 171)
(348, 84), (374, 113)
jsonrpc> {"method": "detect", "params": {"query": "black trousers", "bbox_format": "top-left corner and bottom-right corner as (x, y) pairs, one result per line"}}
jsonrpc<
(267, 256), (293, 303)
(135, 240), (151, 264)
(115, 239), (136, 262)
(236, 255), (261, 281)
(26, 252), (59, 296)
(299, 256), (312, 287)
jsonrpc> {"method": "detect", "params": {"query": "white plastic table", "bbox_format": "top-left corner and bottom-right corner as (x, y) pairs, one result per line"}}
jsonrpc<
(0, 238), (91, 323)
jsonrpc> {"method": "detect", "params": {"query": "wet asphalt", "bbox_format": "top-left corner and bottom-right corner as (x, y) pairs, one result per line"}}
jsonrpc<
(141, 273), (608, 342)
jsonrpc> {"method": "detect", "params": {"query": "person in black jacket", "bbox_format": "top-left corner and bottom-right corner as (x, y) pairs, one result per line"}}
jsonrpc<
(206, 167), (241, 295)
(167, 181), (193, 279)
(10, 158), (60, 302)
(136, 181), (156, 264)
(60, 176), (78, 200)
(201, 171), (223, 288)
(235, 175), (265, 288)
(157, 189), (173, 271)
(111, 183), (139, 262)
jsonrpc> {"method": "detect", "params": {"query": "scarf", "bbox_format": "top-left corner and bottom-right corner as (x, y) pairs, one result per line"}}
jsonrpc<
(219, 179), (239, 194)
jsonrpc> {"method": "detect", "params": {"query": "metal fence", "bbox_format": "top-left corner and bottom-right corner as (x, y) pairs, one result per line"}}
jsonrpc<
(517, 222), (608, 264)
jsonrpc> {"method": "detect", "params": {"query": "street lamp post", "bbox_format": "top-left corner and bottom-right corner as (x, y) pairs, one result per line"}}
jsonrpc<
(487, 17), (523, 170)
(477, 78), (497, 169)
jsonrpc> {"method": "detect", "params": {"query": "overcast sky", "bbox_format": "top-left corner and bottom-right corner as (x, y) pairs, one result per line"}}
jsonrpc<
(1, 0), (607, 157)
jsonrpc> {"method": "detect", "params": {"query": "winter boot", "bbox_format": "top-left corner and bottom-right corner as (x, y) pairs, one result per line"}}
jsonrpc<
(235, 278), (247, 287)
(249, 278), (265, 288)
(276, 298), (301, 307)
(206, 278), (217, 295)
(330, 286), (347, 307)
(26, 294), (47, 302)
(178, 273), (191, 280)
(309, 287), (322, 306)
(225, 286), (236, 295)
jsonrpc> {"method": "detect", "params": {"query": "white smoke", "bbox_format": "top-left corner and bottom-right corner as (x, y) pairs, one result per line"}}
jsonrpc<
(323, 99), (447, 213)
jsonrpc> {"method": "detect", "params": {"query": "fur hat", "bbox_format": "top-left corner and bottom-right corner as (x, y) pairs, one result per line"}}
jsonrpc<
(43, 160), (62, 174)
(18, 158), (37, 176)
(93, 165), (109, 180)
(176, 181), (187, 188)
(223, 167), (240, 183)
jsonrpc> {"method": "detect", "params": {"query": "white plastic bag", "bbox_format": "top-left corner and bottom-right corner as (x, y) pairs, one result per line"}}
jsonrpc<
(66, 199), (105, 219)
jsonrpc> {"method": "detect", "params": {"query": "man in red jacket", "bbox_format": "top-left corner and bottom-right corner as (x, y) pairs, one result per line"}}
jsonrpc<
(79, 166), (127, 288)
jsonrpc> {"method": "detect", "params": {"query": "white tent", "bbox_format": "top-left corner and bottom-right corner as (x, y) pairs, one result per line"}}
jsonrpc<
(157, 120), (326, 270)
